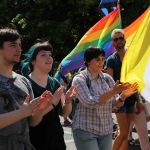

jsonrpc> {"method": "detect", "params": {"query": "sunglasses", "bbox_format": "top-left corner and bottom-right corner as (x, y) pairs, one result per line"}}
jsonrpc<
(113, 36), (124, 42)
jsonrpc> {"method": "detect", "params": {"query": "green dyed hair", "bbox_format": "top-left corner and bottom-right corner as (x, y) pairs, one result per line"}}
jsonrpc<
(21, 41), (53, 76)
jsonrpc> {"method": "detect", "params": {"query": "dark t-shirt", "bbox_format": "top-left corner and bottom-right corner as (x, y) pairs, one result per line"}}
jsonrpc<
(28, 76), (66, 150)
(105, 52), (137, 112)
(0, 72), (35, 150)
(105, 52), (122, 82)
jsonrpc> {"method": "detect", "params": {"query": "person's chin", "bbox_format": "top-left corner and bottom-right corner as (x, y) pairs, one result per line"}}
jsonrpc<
(118, 45), (124, 49)
(14, 57), (20, 62)
(13, 59), (20, 64)
(45, 67), (52, 73)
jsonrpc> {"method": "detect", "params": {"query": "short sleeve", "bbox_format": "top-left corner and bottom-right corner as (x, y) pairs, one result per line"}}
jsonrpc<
(26, 79), (34, 100)
(20, 76), (34, 100)
(105, 56), (114, 69)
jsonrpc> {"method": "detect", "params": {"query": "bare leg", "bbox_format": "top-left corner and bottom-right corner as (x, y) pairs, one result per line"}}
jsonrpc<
(133, 111), (150, 150)
(128, 121), (134, 141)
(112, 113), (132, 150)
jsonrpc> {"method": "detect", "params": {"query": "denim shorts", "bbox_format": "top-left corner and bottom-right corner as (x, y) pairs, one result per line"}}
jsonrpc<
(118, 94), (137, 113)
(118, 105), (136, 113)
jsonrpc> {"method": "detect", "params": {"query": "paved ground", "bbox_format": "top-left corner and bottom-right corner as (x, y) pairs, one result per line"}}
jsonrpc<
(63, 125), (144, 150)
(63, 126), (75, 150)
(60, 114), (150, 150)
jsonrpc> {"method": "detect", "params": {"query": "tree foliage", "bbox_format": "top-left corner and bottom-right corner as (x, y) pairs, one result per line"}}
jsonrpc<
(0, 0), (149, 61)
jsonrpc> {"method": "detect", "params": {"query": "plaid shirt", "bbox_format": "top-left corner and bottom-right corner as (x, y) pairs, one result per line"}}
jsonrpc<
(72, 68), (118, 135)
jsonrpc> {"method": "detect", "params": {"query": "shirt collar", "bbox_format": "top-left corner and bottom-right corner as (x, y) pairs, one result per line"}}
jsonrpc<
(0, 71), (17, 82)
(86, 68), (103, 81)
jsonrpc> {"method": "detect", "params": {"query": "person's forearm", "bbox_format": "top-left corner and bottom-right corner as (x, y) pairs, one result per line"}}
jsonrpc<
(99, 90), (116, 105)
(77, 90), (116, 107)
(61, 102), (72, 117)
(29, 105), (54, 127)
(0, 109), (26, 129)
(29, 113), (43, 127)
(114, 98), (124, 108)
(112, 94), (126, 112)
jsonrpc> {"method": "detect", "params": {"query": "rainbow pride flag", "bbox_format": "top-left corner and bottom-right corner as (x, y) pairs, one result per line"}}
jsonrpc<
(124, 7), (150, 48)
(121, 6), (150, 102)
(60, 6), (121, 76)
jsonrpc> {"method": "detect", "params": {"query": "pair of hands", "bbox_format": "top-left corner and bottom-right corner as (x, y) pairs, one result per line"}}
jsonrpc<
(53, 86), (77, 105)
(21, 90), (53, 117)
(21, 86), (77, 117)
(39, 85), (76, 110)
(113, 81), (139, 100)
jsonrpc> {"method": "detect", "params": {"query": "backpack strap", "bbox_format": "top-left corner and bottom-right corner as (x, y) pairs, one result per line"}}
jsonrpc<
(85, 76), (91, 89)
(102, 73), (111, 88)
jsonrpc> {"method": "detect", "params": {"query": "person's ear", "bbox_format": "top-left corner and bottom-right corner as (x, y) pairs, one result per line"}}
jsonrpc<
(87, 61), (91, 66)
(31, 60), (35, 66)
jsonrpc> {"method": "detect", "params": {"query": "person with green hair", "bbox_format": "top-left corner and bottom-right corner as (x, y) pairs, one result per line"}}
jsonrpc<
(21, 40), (76, 150)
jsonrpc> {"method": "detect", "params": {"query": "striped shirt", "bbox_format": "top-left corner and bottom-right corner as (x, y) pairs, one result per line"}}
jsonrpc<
(72, 68), (118, 135)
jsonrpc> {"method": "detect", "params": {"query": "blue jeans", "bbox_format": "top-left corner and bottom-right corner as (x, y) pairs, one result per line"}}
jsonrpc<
(72, 129), (112, 150)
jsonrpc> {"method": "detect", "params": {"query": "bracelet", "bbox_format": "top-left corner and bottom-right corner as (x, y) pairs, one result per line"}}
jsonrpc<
(52, 103), (56, 108)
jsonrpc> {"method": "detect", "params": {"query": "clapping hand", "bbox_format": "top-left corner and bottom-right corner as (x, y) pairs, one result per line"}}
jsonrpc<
(113, 81), (126, 94)
(121, 82), (138, 99)
(113, 81), (134, 94)
(23, 91), (53, 116)
(38, 90), (53, 111)
(65, 86), (77, 104)
(21, 96), (41, 117)
(52, 86), (64, 106)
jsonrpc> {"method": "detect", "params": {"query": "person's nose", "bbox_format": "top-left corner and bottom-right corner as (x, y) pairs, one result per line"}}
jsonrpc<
(16, 44), (22, 52)
(48, 55), (53, 62)
(16, 44), (22, 51)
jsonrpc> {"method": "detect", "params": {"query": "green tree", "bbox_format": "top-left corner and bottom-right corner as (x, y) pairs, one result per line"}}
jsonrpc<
(0, 0), (149, 61)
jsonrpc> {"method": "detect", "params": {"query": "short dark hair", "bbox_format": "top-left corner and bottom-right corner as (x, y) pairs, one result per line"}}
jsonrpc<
(26, 41), (53, 61)
(0, 28), (20, 48)
(84, 46), (105, 66)
(21, 41), (53, 76)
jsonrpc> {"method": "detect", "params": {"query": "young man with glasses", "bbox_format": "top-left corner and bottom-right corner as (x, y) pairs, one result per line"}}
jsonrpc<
(105, 29), (150, 150)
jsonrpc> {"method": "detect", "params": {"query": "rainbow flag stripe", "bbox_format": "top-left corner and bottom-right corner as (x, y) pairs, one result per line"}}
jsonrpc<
(60, 7), (121, 76)
(121, 6), (150, 102)
(125, 7), (150, 48)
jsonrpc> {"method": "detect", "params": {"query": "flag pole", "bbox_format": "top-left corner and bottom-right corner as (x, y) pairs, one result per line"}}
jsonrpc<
(117, 0), (122, 28)
(117, 0), (121, 9)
